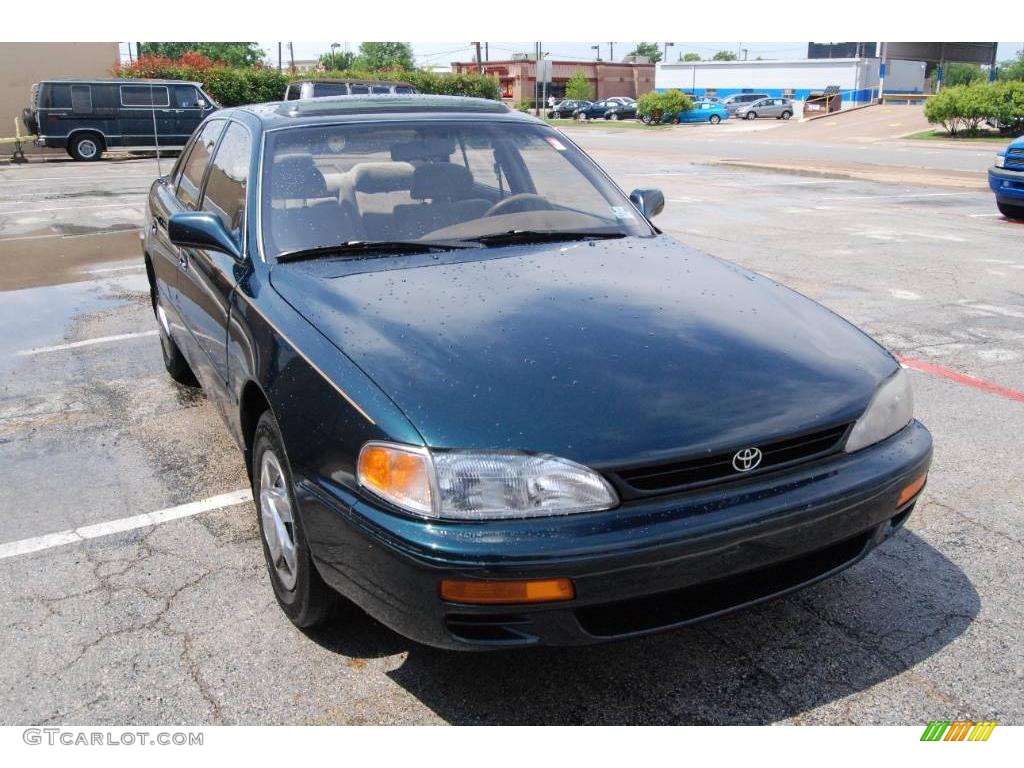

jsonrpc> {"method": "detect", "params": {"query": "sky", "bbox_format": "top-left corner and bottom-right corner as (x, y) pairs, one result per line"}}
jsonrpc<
(257, 41), (1024, 68)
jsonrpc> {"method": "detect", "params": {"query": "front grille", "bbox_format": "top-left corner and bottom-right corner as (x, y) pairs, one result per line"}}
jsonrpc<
(576, 528), (872, 637)
(612, 423), (851, 497)
(1007, 148), (1024, 171)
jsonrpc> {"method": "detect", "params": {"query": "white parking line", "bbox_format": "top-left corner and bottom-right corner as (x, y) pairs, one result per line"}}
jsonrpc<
(0, 489), (254, 561)
(0, 203), (132, 215)
(0, 228), (139, 243)
(16, 330), (158, 356)
(88, 264), (145, 274)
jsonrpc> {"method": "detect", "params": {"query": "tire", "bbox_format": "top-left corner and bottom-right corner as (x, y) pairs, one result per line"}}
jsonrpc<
(253, 411), (336, 629)
(745, 112), (756, 120)
(69, 133), (102, 161)
(671, 116), (680, 125)
(709, 114), (721, 124)
(640, 114), (651, 125)
(153, 281), (199, 387)
(998, 201), (1024, 221)
(781, 110), (792, 120)
(609, 112), (619, 121)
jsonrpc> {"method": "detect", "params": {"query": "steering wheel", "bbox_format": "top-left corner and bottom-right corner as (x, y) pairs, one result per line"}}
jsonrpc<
(484, 193), (555, 217)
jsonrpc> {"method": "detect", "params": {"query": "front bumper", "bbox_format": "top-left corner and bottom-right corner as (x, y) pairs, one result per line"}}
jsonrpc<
(989, 165), (1024, 202)
(297, 420), (932, 650)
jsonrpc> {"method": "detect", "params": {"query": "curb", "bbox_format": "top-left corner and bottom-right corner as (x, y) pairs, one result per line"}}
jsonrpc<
(702, 160), (987, 191)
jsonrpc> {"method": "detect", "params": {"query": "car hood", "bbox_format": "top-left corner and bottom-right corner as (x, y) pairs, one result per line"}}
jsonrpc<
(270, 235), (896, 467)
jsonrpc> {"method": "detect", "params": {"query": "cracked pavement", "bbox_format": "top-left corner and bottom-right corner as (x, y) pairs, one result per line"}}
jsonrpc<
(1, 135), (1022, 724)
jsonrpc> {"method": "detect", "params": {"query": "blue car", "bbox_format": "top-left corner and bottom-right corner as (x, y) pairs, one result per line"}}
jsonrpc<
(663, 100), (730, 125)
(990, 137), (1024, 220)
(144, 94), (931, 649)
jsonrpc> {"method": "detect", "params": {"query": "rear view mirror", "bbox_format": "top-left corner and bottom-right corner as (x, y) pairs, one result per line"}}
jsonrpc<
(168, 212), (241, 260)
(629, 188), (665, 219)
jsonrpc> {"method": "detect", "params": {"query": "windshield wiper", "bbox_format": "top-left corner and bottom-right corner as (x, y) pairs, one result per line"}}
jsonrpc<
(276, 239), (481, 263)
(463, 230), (628, 247)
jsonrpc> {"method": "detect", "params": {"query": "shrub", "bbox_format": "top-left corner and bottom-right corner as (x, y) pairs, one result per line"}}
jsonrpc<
(636, 90), (693, 123)
(925, 81), (1024, 136)
(113, 55), (499, 106)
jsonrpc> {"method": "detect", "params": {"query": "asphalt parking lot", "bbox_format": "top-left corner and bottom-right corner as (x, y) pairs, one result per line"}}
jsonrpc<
(1, 114), (1022, 725)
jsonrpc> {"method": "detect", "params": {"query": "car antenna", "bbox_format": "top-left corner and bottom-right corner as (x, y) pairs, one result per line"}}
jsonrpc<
(149, 82), (163, 177)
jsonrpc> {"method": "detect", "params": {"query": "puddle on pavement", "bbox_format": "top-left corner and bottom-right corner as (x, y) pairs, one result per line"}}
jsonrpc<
(0, 229), (142, 291)
(0, 274), (147, 378)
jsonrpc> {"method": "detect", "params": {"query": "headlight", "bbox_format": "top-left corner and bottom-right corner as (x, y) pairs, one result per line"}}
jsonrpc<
(844, 369), (914, 453)
(995, 153), (1006, 169)
(358, 442), (618, 520)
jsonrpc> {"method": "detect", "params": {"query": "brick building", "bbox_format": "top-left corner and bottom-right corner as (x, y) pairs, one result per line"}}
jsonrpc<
(452, 59), (654, 104)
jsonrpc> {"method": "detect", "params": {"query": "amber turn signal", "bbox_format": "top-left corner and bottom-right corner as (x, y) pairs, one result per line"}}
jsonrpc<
(439, 578), (575, 605)
(897, 473), (928, 506)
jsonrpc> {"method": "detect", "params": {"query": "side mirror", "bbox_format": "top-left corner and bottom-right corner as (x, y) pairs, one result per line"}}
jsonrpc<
(629, 188), (665, 219)
(197, 98), (208, 109)
(168, 212), (241, 260)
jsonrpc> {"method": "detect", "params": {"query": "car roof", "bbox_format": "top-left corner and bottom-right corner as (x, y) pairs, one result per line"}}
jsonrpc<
(236, 94), (538, 129)
(293, 78), (413, 87)
(35, 78), (203, 87)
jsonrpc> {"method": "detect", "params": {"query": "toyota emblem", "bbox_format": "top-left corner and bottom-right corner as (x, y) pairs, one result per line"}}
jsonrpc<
(732, 447), (763, 472)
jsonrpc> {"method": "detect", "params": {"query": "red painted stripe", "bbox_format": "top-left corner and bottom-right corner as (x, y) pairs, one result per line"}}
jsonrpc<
(897, 356), (1024, 403)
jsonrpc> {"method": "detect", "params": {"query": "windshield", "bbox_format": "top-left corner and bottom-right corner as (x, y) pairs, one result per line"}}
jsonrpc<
(260, 120), (654, 259)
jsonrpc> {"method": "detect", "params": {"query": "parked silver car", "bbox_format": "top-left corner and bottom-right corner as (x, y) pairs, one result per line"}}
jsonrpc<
(720, 92), (769, 115)
(736, 97), (794, 120)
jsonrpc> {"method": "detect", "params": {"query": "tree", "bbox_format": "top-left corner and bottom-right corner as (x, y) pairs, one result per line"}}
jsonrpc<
(355, 42), (415, 71)
(997, 50), (1024, 82)
(944, 62), (985, 87)
(319, 50), (356, 71)
(628, 42), (662, 64)
(139, 42), (264, 67)
(636, 89), (693, 123)
(680, 52), (702, 62)
(712, 50), (737, 61)
(564, 68), (594, 101)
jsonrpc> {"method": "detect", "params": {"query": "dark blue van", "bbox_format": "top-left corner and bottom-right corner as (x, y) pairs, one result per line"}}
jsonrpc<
(990, 137), (1024, 220)
(24, 79), (218, 161)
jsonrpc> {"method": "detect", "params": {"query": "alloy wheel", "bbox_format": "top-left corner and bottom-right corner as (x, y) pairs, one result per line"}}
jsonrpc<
(259, 450), (298, 591)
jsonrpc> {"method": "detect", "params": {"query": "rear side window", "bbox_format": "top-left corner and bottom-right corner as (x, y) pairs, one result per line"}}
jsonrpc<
(371, 85), (391, 94)
(176, 120), (225, 209)
(285, 84), (300, 100)
(349, 84), (370, 95)
(312, 83), (349, 97)
(71, 85), (92, 113)
(121, 85), (169, 107)
(47, 84), (72, 109)
(395, 86), (415, 94)
(201, 122), (251, 242)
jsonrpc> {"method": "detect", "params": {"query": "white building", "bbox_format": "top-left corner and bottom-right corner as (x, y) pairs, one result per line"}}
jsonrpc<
(656, 58), (926, 111)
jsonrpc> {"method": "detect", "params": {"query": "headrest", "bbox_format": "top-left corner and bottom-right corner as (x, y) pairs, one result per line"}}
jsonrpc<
(350, 162), (414, 193)
(410, 163), (473, 201)
(272, 153), (327, 199)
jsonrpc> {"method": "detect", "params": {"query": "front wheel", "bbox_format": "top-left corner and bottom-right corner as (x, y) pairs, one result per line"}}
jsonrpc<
(253, 411), (336, 629)
(781, 110), (792, 120)
(709, 114), (721, 124)
(671, 116), (680, 125)
(998, 201), (1024, 221)
(745, 112), (756, 120)
(609, 112), (619, 121)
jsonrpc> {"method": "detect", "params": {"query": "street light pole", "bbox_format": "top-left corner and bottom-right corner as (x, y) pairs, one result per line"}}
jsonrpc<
(330, 42), (339, 70)
(609, 42), (615, 62)
(663, 42), (674, 62)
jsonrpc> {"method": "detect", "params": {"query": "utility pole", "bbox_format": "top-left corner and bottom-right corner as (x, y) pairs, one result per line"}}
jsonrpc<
(592, 44), (601, 62)
(609, 42), (615, 62)
(473, 42), (483, 73)
(485, 42), (489, 62)
(278, 42), (282, 72)
(737, 42), (742, 59)
(288, 42), (295, 74)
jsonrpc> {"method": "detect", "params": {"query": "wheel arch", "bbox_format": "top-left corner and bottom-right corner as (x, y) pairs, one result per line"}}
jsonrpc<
(67, 128), (107, 150)
(239, 379), (274, 479)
